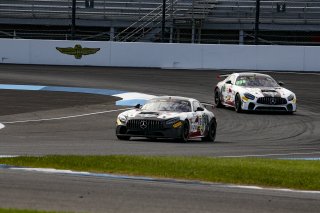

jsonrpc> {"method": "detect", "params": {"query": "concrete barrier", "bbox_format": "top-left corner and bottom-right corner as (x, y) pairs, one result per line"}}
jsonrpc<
(0, 38), (319, 71)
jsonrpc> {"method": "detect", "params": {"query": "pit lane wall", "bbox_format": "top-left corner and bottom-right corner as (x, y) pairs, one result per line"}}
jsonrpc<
(0, 38), (319, 71)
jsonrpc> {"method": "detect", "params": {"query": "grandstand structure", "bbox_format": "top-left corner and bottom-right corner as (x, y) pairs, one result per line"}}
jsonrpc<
(0, 0), (320, 45)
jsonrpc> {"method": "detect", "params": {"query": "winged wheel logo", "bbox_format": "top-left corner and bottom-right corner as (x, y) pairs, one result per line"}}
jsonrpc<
(56, 44), (100, 59)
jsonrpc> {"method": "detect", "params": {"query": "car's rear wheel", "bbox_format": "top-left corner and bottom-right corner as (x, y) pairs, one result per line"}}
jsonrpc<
(179, 121), (189, 143)
(235, 93), (243, 113)
(201, 119), (217, 142)
(116, 135), (130, 140)
(214, 88), (223, 108)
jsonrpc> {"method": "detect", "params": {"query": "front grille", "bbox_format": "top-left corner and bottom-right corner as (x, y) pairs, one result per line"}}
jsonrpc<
(255, 106), (287, 111)
(127, 119), (164, 130)
(257, 97), (287, 105)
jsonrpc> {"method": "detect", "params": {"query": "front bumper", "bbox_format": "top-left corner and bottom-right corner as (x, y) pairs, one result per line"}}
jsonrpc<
(241, 98), (297, 112)
(116, 124), (184, 139)
(116, 118), (185, 139)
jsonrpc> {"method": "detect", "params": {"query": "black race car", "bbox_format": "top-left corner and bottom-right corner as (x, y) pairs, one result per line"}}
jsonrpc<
(116, 96), (217, 142)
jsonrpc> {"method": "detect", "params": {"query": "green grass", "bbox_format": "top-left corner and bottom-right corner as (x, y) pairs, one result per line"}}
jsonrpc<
(0, 155), (319, 190)
(0, 209), (68, 213)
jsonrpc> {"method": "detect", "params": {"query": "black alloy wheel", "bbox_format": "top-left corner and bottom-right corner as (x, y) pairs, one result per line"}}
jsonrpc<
(180, 121), (189, 142)
(201, 119), (217, 142)
(235, 93), (242, 113)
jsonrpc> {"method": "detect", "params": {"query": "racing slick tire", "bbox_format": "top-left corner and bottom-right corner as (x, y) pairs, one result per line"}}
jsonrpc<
(116, 135), (131, 140)
(201, 119), (217, 142)
(214, 88), (223, 108)
(235, 93), (243, 113)
(179, 120), (190, 143)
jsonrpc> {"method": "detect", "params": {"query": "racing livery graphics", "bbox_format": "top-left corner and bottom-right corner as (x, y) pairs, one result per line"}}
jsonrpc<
(215, 72), (297, 113)
(116, 96), (217, 142)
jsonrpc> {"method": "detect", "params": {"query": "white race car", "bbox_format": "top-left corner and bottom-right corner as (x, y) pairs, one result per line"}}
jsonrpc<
(214, 72), (297, 113)
(116, 96), (217, 142)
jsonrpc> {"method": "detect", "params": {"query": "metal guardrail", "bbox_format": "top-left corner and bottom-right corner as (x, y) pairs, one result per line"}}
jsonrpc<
(0, 0), (183, 19)
(208, 0), (320, 24)
(1, 0), (319, 21)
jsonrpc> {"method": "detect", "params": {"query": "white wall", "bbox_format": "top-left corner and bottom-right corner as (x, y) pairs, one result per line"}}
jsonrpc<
(0, 38), (319, 71)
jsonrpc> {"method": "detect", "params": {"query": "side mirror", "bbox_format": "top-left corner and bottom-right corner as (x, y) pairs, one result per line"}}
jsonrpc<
(135, 104), (141, 108)
(226, 80), (232, 85)
(278, 81), (285, 86)
(196, 107), (204, 112)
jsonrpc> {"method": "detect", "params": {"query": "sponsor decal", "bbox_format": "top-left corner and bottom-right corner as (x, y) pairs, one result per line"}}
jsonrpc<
(242, 96), (249, 102)
(225, 100), (234, 106)
(173, 121), (182, 128)
(56, 44), (100, 59)
(190, 115), (207, 136)
(138, 114), (158, 118)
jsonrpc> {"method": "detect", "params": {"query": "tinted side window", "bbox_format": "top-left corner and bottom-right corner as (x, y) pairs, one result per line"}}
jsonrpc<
(235, 76), (247, 86)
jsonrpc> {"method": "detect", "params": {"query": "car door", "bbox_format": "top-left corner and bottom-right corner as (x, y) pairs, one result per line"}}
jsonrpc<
(190, 101), (208, 137)
(221, 74), (236, 106)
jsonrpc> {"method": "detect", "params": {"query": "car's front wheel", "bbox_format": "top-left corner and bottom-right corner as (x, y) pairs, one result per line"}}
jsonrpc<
(179, 121), (189, 143)
(235, 93), (243, 113)
(202, 119), (217, 142)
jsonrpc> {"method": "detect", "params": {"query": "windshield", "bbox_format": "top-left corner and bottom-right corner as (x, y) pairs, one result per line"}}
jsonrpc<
(235, 76), (279, 87)
(141, 99), (191, 112)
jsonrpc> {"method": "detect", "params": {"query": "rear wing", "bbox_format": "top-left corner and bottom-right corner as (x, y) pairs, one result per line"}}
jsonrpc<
(217, 74), (230, 79)
(201, 102), (216, 110)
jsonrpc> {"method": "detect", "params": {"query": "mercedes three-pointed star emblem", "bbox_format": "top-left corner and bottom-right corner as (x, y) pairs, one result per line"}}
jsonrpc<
(140, 121), (147, 129)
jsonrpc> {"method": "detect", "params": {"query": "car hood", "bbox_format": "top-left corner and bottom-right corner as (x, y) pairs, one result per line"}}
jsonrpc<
(120, 109), (183, 119)
(244, 87), (292, 98)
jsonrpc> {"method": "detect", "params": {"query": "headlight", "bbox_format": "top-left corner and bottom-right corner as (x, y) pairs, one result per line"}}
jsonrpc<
(244, 93), (255, 100)
(117, 114), (127, 123)
(165, 117), (180, 125)
(287, 94), (295, 101)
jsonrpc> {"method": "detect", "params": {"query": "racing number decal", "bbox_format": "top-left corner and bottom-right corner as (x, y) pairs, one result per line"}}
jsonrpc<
(224, 84), (234, 106)
(190, 116), (198, 133)
(190, 114), (208, 137)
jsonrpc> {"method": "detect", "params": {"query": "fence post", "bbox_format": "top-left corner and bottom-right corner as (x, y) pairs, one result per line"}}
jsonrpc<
(71, 0), (76, 40)
(254, 0), (260, 45)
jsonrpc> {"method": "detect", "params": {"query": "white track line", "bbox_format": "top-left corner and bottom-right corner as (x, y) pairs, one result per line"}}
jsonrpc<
(1, 165), (319, 194)
(219, 151), (320, 158)
(1, 108), (131, 124)
(0, 155), (19, 158)
(0, 123), (4, 130)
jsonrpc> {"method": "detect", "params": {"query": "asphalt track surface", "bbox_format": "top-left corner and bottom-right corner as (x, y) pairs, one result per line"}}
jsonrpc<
(0, 64), (320, 212)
